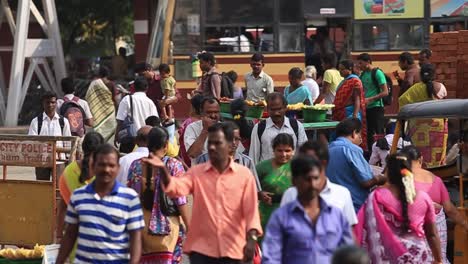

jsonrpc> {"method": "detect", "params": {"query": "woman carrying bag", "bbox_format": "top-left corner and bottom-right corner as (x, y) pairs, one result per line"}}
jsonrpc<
(127, 126), (191, 264)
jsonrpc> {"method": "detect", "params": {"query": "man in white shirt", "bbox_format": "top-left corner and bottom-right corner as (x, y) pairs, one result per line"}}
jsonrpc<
(280, 140), (358, 226)
(302, 65), (320, 103)
(207, 34), (250, 52)
(249, 93), (307, 164)
(116, 125), (151, 185)
(29, 92), (72, 180)
(115, 77), (158, 144)
(184, 97), (220, 165)
(56, 77), (93, 127)
(195, 123), (262, 191)
(245, 53), (275, 102)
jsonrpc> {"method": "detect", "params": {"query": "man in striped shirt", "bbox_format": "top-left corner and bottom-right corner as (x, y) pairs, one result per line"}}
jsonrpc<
(56, 144), (144, 264)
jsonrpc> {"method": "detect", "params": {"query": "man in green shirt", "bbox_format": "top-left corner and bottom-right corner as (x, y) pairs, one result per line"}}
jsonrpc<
(357, 53), (389, 152)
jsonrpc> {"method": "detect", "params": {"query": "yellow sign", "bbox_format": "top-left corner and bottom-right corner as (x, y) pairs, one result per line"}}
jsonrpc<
(355, 0), (424, 20)
(0, 181), (55, 246)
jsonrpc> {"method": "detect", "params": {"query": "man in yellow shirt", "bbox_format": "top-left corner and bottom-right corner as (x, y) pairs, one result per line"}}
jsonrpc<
(314, 53), (343, 106)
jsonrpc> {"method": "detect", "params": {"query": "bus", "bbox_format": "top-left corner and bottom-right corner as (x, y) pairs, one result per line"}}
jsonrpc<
(145, 0), (468, 115)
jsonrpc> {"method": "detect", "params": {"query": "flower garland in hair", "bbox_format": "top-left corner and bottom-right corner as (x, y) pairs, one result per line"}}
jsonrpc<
(400, 168), (416, 204)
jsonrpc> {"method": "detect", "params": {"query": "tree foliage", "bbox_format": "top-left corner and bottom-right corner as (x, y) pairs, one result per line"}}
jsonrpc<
(56, 0), (133, 56)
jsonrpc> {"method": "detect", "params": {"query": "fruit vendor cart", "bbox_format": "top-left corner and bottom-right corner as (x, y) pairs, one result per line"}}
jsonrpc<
(0, 135), (77, 258)
(392, 99), (468, 264)
(220, 101), (338, 140)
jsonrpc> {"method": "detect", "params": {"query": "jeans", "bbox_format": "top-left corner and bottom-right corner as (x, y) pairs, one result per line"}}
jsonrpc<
(366, 107), (385, 150)
(189, 252), (242, 264)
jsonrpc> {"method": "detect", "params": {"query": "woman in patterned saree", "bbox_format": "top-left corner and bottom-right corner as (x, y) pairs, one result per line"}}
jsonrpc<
(399, 63), (448, 167)
(256, 133), (294, 230)
(333, 60), (368, 151)
(85, 67), (118, 142)
(127, 126), (191, 264)
(354, 154), (443, 263)
(401, 146), (468, 264)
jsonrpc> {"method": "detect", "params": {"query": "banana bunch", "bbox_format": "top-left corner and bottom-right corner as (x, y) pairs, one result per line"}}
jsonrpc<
(303, 104), (335, 110)
(245, 100), (255, 106)
(0, 244), (45, 259)
(287, 103), (304, 111)
(245, 100), (266, 107)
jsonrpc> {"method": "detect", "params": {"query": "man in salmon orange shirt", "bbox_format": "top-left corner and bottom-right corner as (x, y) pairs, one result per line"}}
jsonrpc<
(143, 122), (262, 264)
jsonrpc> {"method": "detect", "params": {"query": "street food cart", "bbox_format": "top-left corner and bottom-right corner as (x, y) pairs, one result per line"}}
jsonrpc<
(393, 99), (468, 264)
(0, 135), (77, 253)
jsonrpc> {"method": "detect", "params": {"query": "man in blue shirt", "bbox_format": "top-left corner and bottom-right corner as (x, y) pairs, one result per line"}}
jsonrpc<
(326, 118), (386, 212)
(262, 156), (354, 264)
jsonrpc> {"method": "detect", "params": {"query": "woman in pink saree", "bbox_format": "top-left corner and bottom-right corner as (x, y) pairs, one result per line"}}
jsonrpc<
(401, 145), (468, 264)
(354, 154), (443, 263)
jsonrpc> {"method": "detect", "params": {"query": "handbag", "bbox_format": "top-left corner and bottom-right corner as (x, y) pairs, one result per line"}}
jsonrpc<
(156, 165), (180, 217)
(253, 243), (262, 264)
(118, 95), (137, 140)
(140, 163), (181, 254)
(142, 160), (180, 217)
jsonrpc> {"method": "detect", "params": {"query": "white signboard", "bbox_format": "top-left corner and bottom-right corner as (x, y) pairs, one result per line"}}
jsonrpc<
(320, 8), (336, 15)
(187, 14), (200, 36)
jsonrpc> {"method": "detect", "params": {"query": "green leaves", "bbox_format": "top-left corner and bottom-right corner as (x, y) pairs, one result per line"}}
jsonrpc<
(56, 0), (133, 56)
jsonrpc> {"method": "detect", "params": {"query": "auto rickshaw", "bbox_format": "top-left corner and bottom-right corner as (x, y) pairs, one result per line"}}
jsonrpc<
(392, 99), (468, 264)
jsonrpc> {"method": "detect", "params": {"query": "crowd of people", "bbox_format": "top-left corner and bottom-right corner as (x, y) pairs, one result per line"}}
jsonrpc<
(25, 48), (468, 264)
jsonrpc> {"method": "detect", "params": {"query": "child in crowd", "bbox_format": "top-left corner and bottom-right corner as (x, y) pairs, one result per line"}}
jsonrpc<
(230, 99), (254, 153)
(159, 63), (176, 124)
(369, 121), (411, 168)
(226, 70), (244, 99)
(119, 136), (136, 154)
(144, 115), (161, 127)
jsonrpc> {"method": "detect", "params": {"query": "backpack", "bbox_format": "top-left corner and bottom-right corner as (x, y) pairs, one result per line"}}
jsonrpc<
(37, 113), (65, 135)
(257, 118), (299, 144)
(370, 68), (393, 106)
(210, 72), (234, 98)
(59, 96), (86, 137)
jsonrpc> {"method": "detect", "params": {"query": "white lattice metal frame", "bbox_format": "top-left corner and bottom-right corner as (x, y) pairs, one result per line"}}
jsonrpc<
(0, 0), (66, 126)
